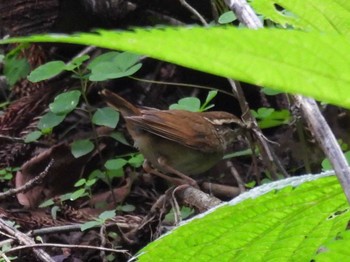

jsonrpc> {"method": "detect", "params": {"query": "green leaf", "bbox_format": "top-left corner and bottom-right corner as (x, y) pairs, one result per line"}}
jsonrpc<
(89, 169), (105, 180)
(313, 230), (350, 261)
(138, 173), (350, 261)
(252, 108), (291, 129)
(64, 54), (90, 71)
(28, 61), (66, 82)
(85, 178), (97, 187)
(169, 97), (201, 112)
(251, 0), (350, 34)
(81, 220), (101, 231)
(92, 107), (119, 128)
(89, 62), (141, 81)
(87, 51), (120, 69)
(218, 11), (237, 24)
(4, 56), (30, 85)
(322, 151), (350, 171)
(200, 90), (218, 111)
(99, 210), (116, 221)
(39, 198), (54, 208)
(261, 87), (283, 96)
(117, 204), (135, 212)
(38, 111), (66, 130)
(24, 131), (42, 143)
(104, 158), (127, 170)
(88, 51), (142, 81)
(70, 188), (87, 201)
(71, 139), (94, 158)
(0, 29), (345, 109)
(108, 131), (130, 146)
(106, 168), (124, 178)
(74, 178), (86, 187)
(128, 154), (144, 168)
(2, 28), (350, 109)
(49, 90), (81, 115)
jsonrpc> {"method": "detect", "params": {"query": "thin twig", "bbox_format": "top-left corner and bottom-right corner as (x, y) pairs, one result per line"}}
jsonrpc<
(0, 218), (54, 262)
(0, 159), (54, 200)
(3, 243), (129, 256)
(294, 96), (350, 203)
(178, 0), (208, 26)
(224, 0), (350, 203)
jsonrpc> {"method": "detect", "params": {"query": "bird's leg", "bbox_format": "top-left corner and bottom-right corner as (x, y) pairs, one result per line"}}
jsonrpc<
(142, 159), (197, 187)
(157, 157), (197, 186)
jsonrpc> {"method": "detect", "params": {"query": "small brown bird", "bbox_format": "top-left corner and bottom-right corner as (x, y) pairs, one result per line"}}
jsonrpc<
(100, 89), (243, 185)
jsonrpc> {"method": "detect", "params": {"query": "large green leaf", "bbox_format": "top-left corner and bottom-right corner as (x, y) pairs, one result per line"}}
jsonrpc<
(136, 173), (350, 261)
(1, 28), (350, 109)
(251, 0), (350, 35)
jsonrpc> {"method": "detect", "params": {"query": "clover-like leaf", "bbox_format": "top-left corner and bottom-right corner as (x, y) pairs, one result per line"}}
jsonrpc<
(49, 90), (81, 115)
(64, 54), (90, 71)
(218, 11), (237, 24)
(28, 60), (65, 82)
(71, 139), (94, 158)
(169, 97), (201, 112)
(24, 131), (42, 143)
(81, 220), (101, 231)
(104, 158), (127, 170)
(99, 210), (116, 221)
(88, 51), (142, 81)
(92, 107), (119, 128)
(38, 111), (66, 131)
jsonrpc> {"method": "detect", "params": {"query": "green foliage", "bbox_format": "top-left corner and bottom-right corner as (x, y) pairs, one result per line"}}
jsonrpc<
(116, 203), (136, 212)
(138, 174), (350, 261)
(28, 61), (66, 82)
(169, 90), (218, 112)
(92, 107), (120, 128)
(103, 153), (144, 179)
(81, 209), (116, 231)
(0, 167), (18, 182)
(261, 87), (283, 96)
(322, 151), (350, 171)
(65, 54), (90, 71)
(2, 28), (350, 109)
(127, 153), (144, 168)
(105, 158), (128, 170)
(164, 207), (195, 223)
(27, 55), (90, 82)
(24, 130), (42, 143)
(251, 0), (350, 34)
(3, 55), (30, 86)
(218, 11), (237, 24)
(37, 90), (81, 137)
(313, 230), (350, 261)
(70, 177), (97, 200)
(70, 139), (95, 158)
(49, 90), (81, 115)
(87, 51), (142, 81)
(37, 111), (65, 132)
(251, 107), (291, 128)
(2, 44), (30, 86)
(2, 2), (350, 261)
(108, 131), (130, 146)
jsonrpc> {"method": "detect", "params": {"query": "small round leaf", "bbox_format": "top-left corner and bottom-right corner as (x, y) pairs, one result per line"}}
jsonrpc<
(28, 61), (66, 82)
(38, 111), (66, 130)
(105, 158), (127, 170)
(71, 139), (94, 158)
(49, 90), (81, 115)
(92, 107), (120, 128)
(24, 131), (42, 143)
